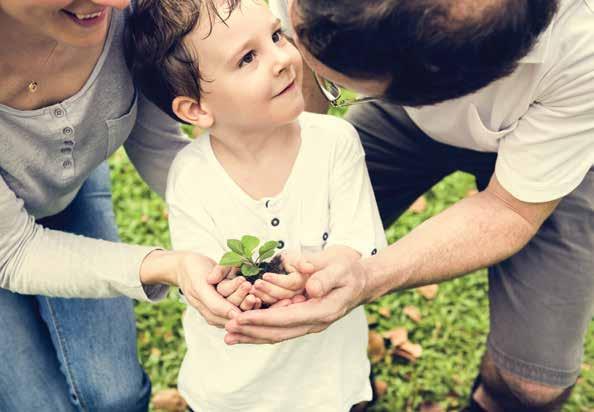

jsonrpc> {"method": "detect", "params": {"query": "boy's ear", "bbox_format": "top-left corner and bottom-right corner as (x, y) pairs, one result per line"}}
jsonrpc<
(172, 96), (214, 129)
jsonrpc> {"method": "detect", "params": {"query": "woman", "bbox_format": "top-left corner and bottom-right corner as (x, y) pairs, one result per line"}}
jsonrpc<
(0, 1), (237, 410)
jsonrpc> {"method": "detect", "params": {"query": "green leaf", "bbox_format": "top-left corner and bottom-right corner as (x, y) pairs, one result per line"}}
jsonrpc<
(219, 251), (244, 266)
(241, 235), (260, 257)
(258, 249), (275, 262)
(258, 240), (278, 257)
(241, 263), (261, 277)
(227, 239), (244, 256)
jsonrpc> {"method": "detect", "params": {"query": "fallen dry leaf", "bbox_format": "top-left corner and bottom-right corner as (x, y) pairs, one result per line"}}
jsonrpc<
(382, 327), (408, 347)
(152, 389), (187, 412)
(400, 341), (423, 359)
(373, 379), (389, 398)
(403, 305), (422, 323)
(419, 401), (445, 412)
(417, 284), (439, 300)
(378, 306), (392, 318)
(367, 331), (386, 364)
(408, 196), (427, 213)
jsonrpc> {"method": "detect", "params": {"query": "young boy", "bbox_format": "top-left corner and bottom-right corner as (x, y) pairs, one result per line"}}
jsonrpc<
(126, 0), (387, 410)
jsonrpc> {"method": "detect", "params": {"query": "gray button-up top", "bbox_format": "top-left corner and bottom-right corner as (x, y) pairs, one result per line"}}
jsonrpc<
(0, 9), (189, 300)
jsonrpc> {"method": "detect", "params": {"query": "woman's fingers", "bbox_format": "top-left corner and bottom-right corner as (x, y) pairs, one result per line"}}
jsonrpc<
(252, 279), (303, 301)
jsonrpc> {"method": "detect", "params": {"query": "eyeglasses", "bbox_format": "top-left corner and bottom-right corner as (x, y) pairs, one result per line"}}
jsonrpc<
(313, 72), (379, 108)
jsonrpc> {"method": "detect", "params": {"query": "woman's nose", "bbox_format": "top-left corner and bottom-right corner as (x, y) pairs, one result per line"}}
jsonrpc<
(90, 0), (131, 10)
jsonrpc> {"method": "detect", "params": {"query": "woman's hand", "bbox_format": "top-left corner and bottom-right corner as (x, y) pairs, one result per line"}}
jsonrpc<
(223, 255), (371, 344)
(140, 250), (243, 327)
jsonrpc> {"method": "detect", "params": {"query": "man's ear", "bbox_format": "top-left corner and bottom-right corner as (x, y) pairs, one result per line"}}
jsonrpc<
(172, 96), (214, 129)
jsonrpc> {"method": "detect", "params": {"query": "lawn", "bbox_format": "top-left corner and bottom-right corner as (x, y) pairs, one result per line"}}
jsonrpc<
(109, 118), (593, 411)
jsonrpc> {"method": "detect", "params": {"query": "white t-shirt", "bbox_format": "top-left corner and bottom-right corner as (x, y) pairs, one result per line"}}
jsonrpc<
(271, 0), (594, 203)
(166, 112), (387, 412)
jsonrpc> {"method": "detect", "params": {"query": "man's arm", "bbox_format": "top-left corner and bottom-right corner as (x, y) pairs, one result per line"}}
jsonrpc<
(224, 175), (560, 344)
(360, 175), (559, 301)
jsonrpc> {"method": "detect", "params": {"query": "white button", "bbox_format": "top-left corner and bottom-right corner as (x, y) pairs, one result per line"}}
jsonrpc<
(54, 108), (64, 118)
(63, 127), (73, 135)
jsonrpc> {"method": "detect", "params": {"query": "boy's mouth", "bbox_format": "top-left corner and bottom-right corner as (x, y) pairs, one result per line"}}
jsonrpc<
(274, 80), (296, 97)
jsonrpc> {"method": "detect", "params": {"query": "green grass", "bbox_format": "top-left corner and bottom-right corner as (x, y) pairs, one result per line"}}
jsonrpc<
(109, 122), (593, 411)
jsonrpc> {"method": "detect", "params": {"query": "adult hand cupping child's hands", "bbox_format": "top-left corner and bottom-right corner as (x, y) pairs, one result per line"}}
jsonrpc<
(173, 252), (242, 328)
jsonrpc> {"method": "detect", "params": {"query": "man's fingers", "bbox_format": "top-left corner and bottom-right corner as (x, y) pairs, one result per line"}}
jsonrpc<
(291, 294), (307, 304)
(269, 298), (292, 308)
(232, 298), (326, 327)
(224, 320), (326, 344)
(305, 264), (345, 298)
(216, 277), (245, 297)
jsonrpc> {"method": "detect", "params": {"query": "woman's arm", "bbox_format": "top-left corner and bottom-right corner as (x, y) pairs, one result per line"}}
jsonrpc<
(0, 174), (161, 300)
(124, 93), (190, 198)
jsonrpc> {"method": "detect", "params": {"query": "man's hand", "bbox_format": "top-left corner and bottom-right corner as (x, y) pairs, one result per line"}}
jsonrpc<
(224, 255), (370, 345)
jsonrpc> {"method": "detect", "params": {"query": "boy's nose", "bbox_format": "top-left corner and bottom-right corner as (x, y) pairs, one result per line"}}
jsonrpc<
(90, 0), (131, 10)
(272, 49), (292, 75)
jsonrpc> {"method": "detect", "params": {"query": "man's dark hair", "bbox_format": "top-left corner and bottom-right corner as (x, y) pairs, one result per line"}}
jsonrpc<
(294, 0), (559, 106)
(124, 0), (238, 122)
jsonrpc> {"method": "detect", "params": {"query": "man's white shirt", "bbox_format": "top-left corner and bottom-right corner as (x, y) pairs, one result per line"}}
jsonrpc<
(271, 0), (594, 202)
(166, 112), (386, 411)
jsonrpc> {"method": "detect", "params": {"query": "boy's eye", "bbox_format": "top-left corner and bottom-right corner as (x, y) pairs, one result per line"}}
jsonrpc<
(239, 51), (255, 68)
(272, 29), (284, 43)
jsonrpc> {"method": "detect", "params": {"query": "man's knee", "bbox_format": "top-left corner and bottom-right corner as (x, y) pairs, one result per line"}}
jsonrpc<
(480, 351), (574, 411)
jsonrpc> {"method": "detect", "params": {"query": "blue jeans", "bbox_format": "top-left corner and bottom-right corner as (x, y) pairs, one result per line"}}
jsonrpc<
(0, 162), (151, 411)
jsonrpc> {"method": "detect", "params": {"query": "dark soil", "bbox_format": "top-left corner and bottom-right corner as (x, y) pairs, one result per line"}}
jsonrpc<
(244, 254), (287, 284)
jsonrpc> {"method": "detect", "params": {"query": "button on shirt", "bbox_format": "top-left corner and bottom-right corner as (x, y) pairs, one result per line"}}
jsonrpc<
(166, 112), (387, 412)
(271, 0), (594, 203)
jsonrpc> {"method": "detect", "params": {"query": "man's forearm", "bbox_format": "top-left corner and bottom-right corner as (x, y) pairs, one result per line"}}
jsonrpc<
(360, 191), (540, 301)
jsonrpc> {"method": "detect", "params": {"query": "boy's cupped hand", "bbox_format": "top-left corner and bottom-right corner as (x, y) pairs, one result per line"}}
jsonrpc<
(212, 264), (304, 311)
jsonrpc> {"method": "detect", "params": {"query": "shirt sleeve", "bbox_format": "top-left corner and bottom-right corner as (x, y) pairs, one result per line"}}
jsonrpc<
(0, 175), (165, 301)
(166, 154), (226, 262)
(326, 119), (387, 256)
(269, 0), (295, 38)
(124, 92), (190, 198)
(495, 28), (594, 202)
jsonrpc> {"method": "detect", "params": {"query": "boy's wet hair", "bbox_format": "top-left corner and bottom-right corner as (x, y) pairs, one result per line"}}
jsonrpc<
(125, 0), (239, 122)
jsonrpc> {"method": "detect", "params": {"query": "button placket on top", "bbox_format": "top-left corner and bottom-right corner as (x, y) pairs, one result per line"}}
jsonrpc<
(51, 105), (76, 179)
(263, 198), (287, 252)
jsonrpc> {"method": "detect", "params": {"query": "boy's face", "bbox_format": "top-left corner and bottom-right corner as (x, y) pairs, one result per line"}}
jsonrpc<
(188, 0), (304, 130)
